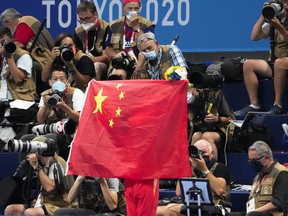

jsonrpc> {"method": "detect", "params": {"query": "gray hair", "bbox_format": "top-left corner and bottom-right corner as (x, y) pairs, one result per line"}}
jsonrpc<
(194, 139), (213, 154)
(248, 141), (273, 160)
(0, 8), (22, 23)
(137, 32), (156, 50)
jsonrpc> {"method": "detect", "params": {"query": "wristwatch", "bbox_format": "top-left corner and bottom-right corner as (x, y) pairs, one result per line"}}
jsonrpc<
(202, 170), (210, 178)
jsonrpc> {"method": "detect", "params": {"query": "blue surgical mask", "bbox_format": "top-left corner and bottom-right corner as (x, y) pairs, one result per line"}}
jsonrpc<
(126, 11), (138, 20)
(52, 81), (66, 92)
(142, 50), (157, 61)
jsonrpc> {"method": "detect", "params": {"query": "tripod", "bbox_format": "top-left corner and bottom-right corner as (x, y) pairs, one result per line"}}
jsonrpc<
(186, 188), (203, 216)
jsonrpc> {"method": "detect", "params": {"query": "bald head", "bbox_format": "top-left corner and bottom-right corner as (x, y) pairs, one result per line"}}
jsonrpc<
(193, 139), (213, 158)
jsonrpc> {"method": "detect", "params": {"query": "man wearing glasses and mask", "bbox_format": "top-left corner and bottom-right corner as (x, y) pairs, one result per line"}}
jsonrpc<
(74, 0), (110, 81)
(245, 141), (288, 216)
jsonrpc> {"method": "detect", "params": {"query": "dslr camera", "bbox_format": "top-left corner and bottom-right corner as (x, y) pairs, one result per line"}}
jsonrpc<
(59, 43), (74, 61)
(48, 90), (63, 106)
(1, 39), (16, 54)
(189, 71), (224, 89)
(189, 145), (201, 159)
(111, 53), (136, 72)
(7, 138), (57, 157)
(262, 0), (283, 19)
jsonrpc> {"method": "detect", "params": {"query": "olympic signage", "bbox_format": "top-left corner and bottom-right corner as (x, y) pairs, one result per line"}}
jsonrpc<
(1, 0), (269, 52)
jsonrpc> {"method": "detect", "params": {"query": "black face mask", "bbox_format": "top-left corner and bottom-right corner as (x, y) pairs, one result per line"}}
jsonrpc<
(249, 160), (264, 173)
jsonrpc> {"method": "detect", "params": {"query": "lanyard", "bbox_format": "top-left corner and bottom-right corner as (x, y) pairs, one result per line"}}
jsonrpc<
(85, 19), (100, 54)
(123, 21), (135, 50)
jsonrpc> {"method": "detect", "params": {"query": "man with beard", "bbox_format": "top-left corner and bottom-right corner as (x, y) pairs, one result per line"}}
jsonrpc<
(156, 139), (231, 216)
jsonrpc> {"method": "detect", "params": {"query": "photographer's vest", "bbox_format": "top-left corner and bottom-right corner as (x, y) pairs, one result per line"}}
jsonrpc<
(274, 18), (288, 58)
(109, 16), (154, 52)
(209, 162), (230, 205)
(7, 48), (36, 101)
(75, 18), (108, 56)
(41, 155), (75, 215)
(18, 16), (54, 70)
(41, 87), (76, 124)
(142, 45), (172, 80)
(249, 162), (288, 216)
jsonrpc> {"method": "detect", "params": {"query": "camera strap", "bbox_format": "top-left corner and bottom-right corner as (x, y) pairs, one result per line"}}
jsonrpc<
(53, 162), (64, 194)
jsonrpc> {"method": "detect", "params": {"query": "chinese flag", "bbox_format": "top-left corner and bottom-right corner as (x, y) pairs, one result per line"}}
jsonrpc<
(67, 80), (191, 179)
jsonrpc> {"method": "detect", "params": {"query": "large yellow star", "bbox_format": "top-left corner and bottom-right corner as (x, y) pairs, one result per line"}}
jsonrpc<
(116, 107), (122, 116)
(119, 91), (125, 100)
(93, 87), (108, 114)
(109, 118), (114, 128)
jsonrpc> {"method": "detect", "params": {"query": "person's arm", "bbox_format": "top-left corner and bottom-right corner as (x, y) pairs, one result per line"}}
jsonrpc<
(98, 178), (118, 210)
(55, 98), (80, 122)
(89, 50), (110, 65)
(67, 175), (84, 203)
(5, 54), (27, 83)
(37, 94), (51, 123)
(251, 13), (269, 40)
(41, 47), (61, 82)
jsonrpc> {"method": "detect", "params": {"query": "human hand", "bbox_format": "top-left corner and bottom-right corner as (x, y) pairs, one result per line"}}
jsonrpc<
(26, 153), (39, 169)
(204, 114), (216, 123)
(51, 47), (61, 60)
(190, 155), (207, 172)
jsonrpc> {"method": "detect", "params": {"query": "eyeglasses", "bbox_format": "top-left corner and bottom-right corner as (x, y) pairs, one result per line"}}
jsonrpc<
(248, 156), (264, 163)
(77, 16), (93, 23)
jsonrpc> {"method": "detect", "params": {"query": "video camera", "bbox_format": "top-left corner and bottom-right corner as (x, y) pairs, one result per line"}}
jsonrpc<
(189, 145), (201, 159)
(31, 118), (76, 136)
(59, 43), (74, 61)
(262, 0), (283, 19)
(7, 138), (57, 157)
(1, 39), (16, 54)
(48, 90), (63, 106)
(111, 53), (136, 72)
(189, 71), (224, 89)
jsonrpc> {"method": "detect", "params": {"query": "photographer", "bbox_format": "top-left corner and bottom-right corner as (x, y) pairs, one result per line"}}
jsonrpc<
(132, 32), (188, 80)
(4, 136), (74, 215)
(234, 0), (288, 115)
(74, 1), (110, 80)
(105, 0), (155, 78)
(0, 26), (37, 143)
(54, 176), (126, 216)
(21, 64), (84, 160)
(42, 33), (95, 93)
(189, 78), (235, 161)
(156, 139), (231, 216)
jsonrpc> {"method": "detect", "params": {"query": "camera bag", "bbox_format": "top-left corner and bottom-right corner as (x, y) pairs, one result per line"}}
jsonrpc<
(220, 57), (244, 82)
(228, 124), (273, 152)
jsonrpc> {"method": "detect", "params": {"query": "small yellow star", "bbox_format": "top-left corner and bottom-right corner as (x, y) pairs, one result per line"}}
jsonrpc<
(93, 87), (108, 114)
(115, 83), (123, 90)
(119, 91), (125, 100)
(116, 107), (122, 116)
(109, 118), (114, 128)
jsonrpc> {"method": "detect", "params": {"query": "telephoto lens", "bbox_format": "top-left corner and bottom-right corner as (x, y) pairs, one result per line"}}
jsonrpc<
(2, 40), (16, 53)
(189, 145), (200, 159)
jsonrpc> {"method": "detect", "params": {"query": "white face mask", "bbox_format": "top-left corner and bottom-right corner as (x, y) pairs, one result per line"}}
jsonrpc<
(81, 23), (95, 32)
(126, 11), (138, 20)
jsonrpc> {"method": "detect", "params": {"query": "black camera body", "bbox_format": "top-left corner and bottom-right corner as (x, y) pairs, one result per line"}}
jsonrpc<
(48, 90), (63, 106)
(59, 44), (74, 61)
(189, 71), (223, 89)
(8, 138), (57, 157)
(1, 39), (16, 54)
(189, 145), (200, 159)
(262, 0), (283, 20)
(111, 54), (136, 72)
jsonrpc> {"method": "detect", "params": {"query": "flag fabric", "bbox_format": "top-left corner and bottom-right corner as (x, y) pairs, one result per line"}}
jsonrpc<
(67, 79), (191, 179)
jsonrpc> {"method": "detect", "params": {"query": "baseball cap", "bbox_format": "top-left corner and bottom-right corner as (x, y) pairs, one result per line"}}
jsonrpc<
(123, 0), (141, 5)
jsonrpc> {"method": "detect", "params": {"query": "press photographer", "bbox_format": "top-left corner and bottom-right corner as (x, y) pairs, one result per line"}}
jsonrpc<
(262, 0), (283, 20)
(41, 33), (95, 93)
(4, 136), (74, 216)
(20, 65), (85, 160)
(156, 139), (231, 216)
(188, 72), (234, 161)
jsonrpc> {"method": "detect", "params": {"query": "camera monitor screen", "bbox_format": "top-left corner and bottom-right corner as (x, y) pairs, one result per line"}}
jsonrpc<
(179, 178), (213, 206)
(229, 111), (267, 129)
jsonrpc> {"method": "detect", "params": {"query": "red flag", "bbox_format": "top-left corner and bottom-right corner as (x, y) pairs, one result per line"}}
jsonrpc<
(67, 80), (191, 179)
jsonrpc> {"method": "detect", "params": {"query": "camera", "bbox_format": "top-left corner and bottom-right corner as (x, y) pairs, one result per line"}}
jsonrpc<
(189, 71), (223, 89)
(262, 1), (283, 19)
(1, 39), (16, 54)
(7, 138), (57, 157)
(48, 90), (63, 106)
(111, 54), (136, 72)
(189, 145), (200, 159)
(59, 43), (74, 61)
(31, 118), (76, 136)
